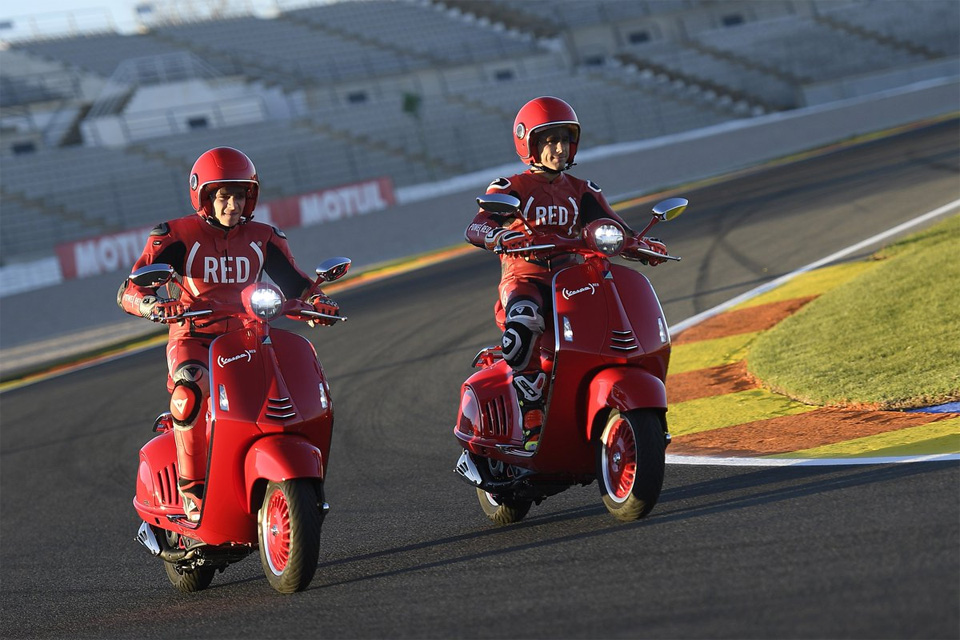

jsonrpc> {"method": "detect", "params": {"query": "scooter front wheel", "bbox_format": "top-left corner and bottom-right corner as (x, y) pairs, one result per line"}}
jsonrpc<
(596, 409), (665, 522)
(258, 479), (323, 594)
(476, 488), (532, 525)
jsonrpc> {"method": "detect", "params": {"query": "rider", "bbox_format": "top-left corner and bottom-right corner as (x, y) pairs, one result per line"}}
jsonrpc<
(118, 146), (340, 521)
(465, 96), (668, 452)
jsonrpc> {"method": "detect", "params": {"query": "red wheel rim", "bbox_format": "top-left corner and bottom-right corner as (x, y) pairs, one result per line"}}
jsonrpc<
(263, 488), (291, 574)
(604, 417), (637, 502)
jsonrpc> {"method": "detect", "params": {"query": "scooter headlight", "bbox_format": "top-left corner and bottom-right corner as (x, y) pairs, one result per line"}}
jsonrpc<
(592, 223), (624, 256)
(242, 283), (284, 320)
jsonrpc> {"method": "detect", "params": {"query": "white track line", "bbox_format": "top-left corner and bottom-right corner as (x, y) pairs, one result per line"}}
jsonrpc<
(667, 453), (960, 467)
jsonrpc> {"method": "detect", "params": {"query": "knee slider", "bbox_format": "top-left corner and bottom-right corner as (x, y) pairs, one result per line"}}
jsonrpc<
(505, 300), (544, 333)
(502, 300), (544, 370)
(170, 380), (203, 426)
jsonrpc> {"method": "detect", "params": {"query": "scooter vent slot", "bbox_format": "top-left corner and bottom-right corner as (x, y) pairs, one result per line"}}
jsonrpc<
(482, 396), (510, 437)
(266, 396), (297, 420)
(610, 329), (639, 352)
(157, 464), (180, 506)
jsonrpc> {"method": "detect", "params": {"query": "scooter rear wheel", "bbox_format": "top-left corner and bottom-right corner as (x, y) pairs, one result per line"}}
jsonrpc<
(164, 558), (216, 592)
(258, 479), (323, 594)
(162, 531), (216, 592)
(596, 409), (665, 521)
(476, 488), (532, 525)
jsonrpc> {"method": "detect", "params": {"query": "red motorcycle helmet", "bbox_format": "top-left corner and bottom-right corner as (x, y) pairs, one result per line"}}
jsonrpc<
(513, 96), (581, 168)
(189, 147), (260, 220)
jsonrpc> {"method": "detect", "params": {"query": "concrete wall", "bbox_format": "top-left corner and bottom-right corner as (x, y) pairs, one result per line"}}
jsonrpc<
(802, 57), (960, 106)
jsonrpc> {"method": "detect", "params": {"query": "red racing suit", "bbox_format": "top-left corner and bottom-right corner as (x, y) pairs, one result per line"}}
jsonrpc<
(465, 169), (650, 445)
(118, 214), (315, 482)
(465, 170), (636, 329)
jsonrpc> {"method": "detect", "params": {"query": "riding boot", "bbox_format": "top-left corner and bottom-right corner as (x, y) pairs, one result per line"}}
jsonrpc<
(177, 478), (204, 523)
(513, 371), (548, 451)
(173, 420), (207, 522)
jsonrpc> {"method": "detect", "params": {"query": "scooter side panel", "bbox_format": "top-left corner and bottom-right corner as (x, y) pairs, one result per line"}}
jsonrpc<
(455, 361), (520, 451)
(133, 428), (256, 546)
(133, 432), (179, 522)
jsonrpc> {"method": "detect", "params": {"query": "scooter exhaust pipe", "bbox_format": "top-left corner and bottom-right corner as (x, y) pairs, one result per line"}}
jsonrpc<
(135, 521), (188, 562)
(454, 451), (523, 493)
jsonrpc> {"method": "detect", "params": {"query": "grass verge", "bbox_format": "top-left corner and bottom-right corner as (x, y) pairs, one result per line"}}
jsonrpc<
(747, 213), (960, 409)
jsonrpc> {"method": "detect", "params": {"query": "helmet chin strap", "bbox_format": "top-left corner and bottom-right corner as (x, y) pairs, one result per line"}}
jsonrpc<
(530, 161), (576, 174)
(203, 214), (250, 231)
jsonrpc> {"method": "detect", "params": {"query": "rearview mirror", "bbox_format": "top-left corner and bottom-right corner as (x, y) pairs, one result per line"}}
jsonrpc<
(129, 264), (174, 288)
(477, 193), (521, 215)
(316, 257), (352, 283)
(652, 197), (688, 221)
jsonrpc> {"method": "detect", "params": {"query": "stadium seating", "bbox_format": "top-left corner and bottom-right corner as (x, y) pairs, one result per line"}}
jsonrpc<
(1, 0), (956, 263)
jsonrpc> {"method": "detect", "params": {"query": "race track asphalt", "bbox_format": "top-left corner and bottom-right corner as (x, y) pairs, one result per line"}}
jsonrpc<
(0, 118), (957, 639)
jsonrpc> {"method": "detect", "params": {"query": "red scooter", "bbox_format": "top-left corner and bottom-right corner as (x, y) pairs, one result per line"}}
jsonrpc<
(454, 195), (686, 523)
(131, 257), (350, 593)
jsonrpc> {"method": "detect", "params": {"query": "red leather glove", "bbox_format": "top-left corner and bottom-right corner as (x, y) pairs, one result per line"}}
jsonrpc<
(307, 294), (340, 327)
(485, 228), (530, 253)
(149, 298), (185, 323)
(638, 237), (667, 266)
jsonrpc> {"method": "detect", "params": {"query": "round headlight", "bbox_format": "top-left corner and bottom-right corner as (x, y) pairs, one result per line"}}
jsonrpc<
(245, 284), (284, 320)
(593, 224), (624, 255)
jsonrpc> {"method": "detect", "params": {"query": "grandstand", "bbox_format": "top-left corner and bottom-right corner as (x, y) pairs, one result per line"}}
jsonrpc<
(1, 0), (957, 264)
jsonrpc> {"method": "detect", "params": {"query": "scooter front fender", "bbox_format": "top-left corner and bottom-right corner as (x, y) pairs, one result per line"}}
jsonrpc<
(244, 435), (324, 507)
(586, 368), (666, 440)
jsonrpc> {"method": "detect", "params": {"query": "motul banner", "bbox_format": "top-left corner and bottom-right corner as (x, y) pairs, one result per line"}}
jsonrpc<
(56, 177), (395, 280)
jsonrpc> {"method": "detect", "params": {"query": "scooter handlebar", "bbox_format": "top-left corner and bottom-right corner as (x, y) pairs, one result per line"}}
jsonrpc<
(622, 246), (682, 262)
(152, 308), (214, 324)
(500, 233), (680, 262)
(297, 309), (348, 322)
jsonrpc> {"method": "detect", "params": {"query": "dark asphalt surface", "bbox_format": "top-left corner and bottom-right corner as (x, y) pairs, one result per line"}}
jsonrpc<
(1, 120), (958, 639)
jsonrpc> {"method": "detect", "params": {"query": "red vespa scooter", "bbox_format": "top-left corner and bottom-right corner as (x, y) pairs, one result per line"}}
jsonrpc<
(131, 257), (350, 593)
(454, 195), (686, 524)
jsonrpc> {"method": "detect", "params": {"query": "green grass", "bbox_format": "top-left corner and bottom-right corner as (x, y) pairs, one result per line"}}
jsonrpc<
(747, 214), (960, 410)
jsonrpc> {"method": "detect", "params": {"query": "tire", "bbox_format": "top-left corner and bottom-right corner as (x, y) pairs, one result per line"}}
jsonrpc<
(476, 488), (532, 525)
(163, 559), (216, 592)
(258, 479), (323, 594)
(596, 409), (665, 522)
(161, 531), (215, 593)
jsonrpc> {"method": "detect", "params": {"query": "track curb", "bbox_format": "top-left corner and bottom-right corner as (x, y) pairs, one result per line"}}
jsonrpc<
(666, 261), (960, 462)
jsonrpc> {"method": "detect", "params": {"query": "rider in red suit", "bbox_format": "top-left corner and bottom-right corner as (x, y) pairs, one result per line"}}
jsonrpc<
(465, 96), (668, 451)
(118, 146), (339, 520)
